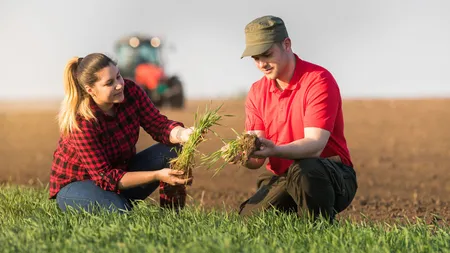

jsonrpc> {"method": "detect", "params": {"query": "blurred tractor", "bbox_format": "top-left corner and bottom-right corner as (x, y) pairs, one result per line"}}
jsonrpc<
(114, 35), (185, 109)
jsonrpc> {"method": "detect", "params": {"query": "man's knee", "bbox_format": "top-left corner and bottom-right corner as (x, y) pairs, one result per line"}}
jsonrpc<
(287, 158), (329, 188)
(286, 158), (335, 212)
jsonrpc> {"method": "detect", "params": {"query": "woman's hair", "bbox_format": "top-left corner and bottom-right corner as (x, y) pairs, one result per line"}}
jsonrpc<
(58, 53), (116, 136)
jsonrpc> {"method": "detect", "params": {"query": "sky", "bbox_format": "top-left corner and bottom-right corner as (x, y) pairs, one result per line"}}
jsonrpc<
(1, 0), (449, 100)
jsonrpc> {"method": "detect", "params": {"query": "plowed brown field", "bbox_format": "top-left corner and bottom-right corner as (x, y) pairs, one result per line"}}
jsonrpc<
(1, 99), (450, 223)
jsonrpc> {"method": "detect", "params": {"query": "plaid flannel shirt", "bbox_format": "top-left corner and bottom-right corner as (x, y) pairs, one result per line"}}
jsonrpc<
(49, 79), (183, 198)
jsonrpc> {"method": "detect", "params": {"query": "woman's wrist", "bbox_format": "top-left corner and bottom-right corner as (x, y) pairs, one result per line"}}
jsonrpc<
(152, 170), (161, 181)
(176, 127), (184, 142)
(170, 126), (185, 144)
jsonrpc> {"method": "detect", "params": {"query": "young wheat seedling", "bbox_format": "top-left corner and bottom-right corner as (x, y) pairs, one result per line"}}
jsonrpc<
(201, 129), (261, 176)
(169, 102), (231, 179)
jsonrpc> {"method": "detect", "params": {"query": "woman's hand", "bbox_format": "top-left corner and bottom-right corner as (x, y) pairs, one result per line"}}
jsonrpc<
(178, 127), (195, 143)
(171, 125), (211, 144)
(170, 126), (195, 144)
(156, 168), (193, 186)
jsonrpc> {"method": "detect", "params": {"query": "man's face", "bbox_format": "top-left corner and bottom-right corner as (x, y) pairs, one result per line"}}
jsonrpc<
(251, 39), (291, 80)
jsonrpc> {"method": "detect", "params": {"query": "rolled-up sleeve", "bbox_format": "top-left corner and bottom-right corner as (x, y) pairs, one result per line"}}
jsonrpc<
(72, 120), (127, 192)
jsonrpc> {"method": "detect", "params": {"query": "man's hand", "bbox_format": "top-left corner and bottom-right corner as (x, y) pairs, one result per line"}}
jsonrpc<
(157, 168), (193, 186)
(252, 137), (277, 158)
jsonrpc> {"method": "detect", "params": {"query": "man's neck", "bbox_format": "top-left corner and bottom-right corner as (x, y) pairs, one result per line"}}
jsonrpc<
(276, 54), (296, 90)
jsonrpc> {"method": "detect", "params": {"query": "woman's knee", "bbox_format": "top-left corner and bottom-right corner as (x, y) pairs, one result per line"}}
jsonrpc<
(144, 143), (180, 161)
(129, 143), (181, 172)
(56, 180), (131, 213)
(57, 196), (130, 213)
(151, 143), (182, 168)
(156, 143), (180, 159)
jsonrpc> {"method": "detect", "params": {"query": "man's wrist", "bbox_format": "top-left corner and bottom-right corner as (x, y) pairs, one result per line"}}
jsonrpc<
(272, 145), (281, 157)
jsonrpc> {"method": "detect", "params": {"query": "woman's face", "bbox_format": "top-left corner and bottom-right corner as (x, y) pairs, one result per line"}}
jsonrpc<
(85, 63), (125, 107)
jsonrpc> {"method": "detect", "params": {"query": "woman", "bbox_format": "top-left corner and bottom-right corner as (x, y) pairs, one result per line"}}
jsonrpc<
(50, 53), (194, 213)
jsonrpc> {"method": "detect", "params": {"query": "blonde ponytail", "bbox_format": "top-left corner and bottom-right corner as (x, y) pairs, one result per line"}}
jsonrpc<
(57, 57), (96, 136)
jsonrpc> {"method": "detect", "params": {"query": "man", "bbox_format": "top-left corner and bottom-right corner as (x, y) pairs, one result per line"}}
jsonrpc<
(225, 15), (358, 221)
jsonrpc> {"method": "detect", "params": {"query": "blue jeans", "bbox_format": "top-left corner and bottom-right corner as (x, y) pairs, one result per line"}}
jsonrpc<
(56, 143), (179, 213)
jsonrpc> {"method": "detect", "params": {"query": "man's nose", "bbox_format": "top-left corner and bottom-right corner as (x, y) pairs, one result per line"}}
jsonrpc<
(256, 60), (267, 68)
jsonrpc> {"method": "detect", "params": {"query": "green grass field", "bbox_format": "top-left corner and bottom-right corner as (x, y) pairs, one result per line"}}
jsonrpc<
(1, 185), (449, 253)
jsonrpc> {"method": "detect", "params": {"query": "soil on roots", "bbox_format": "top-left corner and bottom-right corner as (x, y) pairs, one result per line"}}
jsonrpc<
(239, 133), (262, 165)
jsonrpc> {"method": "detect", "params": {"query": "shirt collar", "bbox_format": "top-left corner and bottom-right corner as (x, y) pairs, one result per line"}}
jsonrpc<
(269, 54), (304, 93)
(89, 97), (123, 120)
(89, 98), (106, 119)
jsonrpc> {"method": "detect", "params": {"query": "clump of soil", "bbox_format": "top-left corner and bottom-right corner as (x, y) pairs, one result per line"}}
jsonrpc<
(238, 133), (262, 165)
(159, 181), (187, 210)
(201, 132), (263, 175)
(220, 133), (262, 166)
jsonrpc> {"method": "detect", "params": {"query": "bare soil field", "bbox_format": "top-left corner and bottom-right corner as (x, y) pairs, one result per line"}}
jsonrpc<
(1, 98), (450, 223)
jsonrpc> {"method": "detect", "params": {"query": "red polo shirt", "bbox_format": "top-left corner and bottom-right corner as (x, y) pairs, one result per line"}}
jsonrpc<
(245, 54), (352, 175)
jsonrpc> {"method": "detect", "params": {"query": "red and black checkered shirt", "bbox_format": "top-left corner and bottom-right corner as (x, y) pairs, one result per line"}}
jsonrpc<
(49, 79), (183, 199)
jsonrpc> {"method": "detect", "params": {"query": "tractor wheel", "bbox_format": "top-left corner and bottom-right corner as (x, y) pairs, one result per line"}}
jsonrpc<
(167, 76), (185, 109)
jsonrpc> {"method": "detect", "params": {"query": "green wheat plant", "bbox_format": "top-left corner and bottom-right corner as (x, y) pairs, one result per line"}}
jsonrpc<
(201, 129), (260, 176)
(169, 102), (232, 177)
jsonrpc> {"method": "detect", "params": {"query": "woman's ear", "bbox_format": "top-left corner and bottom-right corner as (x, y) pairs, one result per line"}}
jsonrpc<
(84, 85), (95, 97)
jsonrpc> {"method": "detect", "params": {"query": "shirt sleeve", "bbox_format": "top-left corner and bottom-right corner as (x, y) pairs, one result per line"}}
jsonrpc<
(72, 119), (127, 192)
(132, 81), (184, 144)
(245, 85), (265, 131)
(303, 71), (340, 132)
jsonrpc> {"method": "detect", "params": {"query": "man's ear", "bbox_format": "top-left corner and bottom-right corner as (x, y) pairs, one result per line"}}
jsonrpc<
(283, 38), (292, 51)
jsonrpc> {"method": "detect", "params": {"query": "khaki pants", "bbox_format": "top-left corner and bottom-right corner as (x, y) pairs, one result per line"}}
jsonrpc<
(239, 157), (358, 221)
